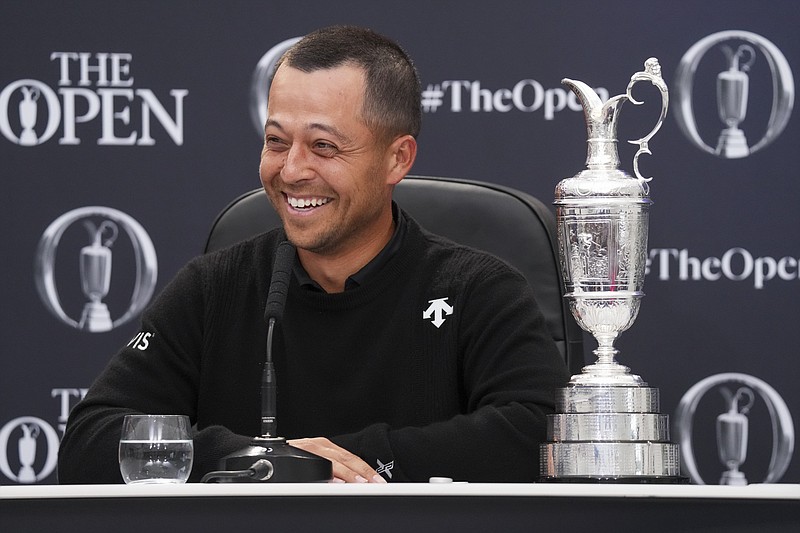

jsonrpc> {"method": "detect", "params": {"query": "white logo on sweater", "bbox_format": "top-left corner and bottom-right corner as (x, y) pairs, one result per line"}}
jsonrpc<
(423, 297), (453, 328)
(127, 331), (154, 351)
(376, 458), (394, 479)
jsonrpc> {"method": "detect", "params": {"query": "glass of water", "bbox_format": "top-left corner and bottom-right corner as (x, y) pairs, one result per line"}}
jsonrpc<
(119, 414), (193, 484)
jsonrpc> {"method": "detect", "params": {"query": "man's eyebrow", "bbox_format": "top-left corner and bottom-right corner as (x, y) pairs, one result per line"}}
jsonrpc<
(265, 118), (354, 144)
(265, 118), (284, 132)
(308, 122), (353, 144)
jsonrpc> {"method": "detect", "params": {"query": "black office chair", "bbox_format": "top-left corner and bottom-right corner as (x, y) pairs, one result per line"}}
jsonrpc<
(205, 175), (584, 373)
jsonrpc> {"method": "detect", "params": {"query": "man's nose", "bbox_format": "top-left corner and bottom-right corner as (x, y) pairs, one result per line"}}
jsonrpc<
(281, 143), (314, 183)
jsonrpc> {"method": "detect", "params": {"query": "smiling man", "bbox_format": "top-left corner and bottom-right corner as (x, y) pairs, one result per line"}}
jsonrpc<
(58, 26), (569, 485)
(261, 59), (414, 292)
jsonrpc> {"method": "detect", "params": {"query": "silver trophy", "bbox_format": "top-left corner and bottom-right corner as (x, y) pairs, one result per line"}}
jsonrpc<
(78, 220), (118, 332)
(715, 44), (756, 158)
(540, 59), (683, 481)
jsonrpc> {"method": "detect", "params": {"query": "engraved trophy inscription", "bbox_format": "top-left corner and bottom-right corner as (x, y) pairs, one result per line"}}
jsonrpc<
(540, 58), (684, 482)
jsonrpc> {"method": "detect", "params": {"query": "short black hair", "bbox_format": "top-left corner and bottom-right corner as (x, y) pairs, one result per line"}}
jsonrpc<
(277, 25), (421, 141)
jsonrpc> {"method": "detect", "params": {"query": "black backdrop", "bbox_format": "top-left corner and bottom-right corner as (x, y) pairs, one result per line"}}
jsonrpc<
(1, 0), (797, 485)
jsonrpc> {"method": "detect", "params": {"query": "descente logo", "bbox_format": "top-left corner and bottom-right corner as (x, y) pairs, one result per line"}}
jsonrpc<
(647, 248), (799, 289)
(0, 52), (187, 146)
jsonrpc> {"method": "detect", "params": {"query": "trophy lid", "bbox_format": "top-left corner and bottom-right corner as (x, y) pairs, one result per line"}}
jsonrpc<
(555, 59), (668, 205)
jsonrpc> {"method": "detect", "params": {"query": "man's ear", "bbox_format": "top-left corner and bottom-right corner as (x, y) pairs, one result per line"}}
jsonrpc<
(385, 134), (417, 186)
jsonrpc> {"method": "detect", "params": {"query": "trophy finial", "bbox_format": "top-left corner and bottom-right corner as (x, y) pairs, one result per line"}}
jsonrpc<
(644, 57), (661, 77)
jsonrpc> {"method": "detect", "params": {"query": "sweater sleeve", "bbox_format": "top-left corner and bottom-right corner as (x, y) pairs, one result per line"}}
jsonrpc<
(331, 260), (570, 482)
(57, 259), (252, 484)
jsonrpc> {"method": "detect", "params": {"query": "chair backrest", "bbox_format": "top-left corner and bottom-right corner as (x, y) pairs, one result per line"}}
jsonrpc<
(205, 175), (584, 373)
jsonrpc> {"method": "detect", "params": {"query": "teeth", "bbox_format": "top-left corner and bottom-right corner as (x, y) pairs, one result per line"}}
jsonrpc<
(288, 196), (330, 209)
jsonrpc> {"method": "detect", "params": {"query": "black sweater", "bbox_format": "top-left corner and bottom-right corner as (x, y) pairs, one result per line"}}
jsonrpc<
(58, 215), (569, 483)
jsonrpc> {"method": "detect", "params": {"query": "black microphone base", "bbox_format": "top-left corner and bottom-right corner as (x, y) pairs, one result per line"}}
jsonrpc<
(214, 437), (332, 483)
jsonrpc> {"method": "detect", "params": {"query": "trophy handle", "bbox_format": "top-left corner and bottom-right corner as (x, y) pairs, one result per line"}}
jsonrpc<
(625, 58), (669, 189)
(84, 219), (120, 248)
(21, 86), (41, 102)
(722, 44), (756, 73)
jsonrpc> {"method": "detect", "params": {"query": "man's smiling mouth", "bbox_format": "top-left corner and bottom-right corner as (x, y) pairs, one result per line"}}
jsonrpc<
(286, 195), (331, 210)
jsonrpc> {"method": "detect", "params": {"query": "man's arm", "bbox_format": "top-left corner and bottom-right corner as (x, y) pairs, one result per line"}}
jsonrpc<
(57, 259), (253, 484)
(329, 262), (569, 482)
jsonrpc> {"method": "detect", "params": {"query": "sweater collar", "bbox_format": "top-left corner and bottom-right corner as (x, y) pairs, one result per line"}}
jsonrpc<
(293, 202), (407, 292)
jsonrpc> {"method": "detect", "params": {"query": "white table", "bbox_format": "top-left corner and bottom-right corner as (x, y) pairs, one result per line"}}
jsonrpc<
(3, 482), (799, 532)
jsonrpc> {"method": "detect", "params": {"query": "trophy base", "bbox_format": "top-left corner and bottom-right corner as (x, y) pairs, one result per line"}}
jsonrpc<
(540, 441), (682, 479)
(79, 302), (113, 332)
(720, 469), (748, 486)
(539, 474), (689, 484)
(715, 127), (749, 159)
(540, 385), (683, 482)
(549, 413), (669, 441)
(19, 130), (38, 146)
(556, 386), (660, 413)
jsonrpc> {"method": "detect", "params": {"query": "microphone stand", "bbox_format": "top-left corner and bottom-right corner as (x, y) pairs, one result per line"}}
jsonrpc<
(205, 433), (331, 483)
(201, 242), (332, 483)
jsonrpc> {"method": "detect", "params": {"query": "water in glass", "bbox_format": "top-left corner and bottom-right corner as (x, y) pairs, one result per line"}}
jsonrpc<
(119, 439), (193, 484)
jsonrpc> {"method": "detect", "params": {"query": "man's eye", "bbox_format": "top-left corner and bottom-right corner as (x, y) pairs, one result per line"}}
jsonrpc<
(265, 136), (287, 150)
(314, 142), (338, 156)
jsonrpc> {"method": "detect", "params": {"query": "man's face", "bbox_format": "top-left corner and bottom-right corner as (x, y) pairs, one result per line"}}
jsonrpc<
(260, 63), (394, 256)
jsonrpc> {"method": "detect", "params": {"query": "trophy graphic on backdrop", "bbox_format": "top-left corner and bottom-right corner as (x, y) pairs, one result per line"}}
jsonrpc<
(715, 44), (756, 158)
(17, 424), (39, 483)
(18, 86), (40, 146)
(540, 58), (684, 482)
(78, 220), (119, 332)
(675, 372), (794, 485)
(716, 386), (754, 486)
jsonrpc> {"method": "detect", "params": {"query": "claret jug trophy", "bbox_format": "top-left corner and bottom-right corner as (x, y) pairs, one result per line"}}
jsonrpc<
(540, 58), (684, 482)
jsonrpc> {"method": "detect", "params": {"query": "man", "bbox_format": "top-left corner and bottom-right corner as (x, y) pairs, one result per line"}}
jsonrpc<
(58, 26), (569, 484)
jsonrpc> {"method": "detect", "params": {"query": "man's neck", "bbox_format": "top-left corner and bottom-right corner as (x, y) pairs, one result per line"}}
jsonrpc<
(297, 212), (395, 293)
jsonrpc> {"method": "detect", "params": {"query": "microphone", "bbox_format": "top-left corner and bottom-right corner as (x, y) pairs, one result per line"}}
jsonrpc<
(261, 240), (295, 437)
(264, 240), (294, 324)
(207, 240), (332, 483)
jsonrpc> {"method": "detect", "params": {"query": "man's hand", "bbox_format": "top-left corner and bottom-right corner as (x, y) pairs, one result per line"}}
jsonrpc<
(288, 437), (387, 483)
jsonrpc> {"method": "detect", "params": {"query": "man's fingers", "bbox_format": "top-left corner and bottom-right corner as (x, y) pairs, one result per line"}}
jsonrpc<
(288, 437), (386, 483)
